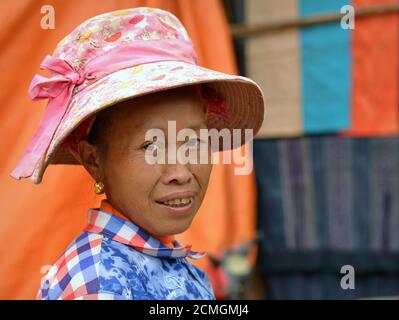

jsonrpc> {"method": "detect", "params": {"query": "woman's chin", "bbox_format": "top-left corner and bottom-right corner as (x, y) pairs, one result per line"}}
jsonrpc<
(155, 220), (194, 237)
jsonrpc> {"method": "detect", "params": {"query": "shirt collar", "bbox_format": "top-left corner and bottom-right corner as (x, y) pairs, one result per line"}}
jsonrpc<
(99, 199), (175, 246)
(84, 201), (206, 260)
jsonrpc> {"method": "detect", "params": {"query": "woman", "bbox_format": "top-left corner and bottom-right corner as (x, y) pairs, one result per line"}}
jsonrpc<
(11, 7), (264, 300)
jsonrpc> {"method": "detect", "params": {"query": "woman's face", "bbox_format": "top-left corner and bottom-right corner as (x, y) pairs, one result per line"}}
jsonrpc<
(79, 87), (212, 237)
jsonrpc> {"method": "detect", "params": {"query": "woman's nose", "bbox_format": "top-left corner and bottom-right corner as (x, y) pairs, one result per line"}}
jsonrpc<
(161, 163), (192, 185)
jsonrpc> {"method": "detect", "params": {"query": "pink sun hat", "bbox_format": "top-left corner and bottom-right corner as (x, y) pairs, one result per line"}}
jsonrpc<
(11, 7), (265, 184)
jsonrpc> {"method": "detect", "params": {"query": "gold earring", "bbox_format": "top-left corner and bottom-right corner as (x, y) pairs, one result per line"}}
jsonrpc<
(94, 181), (105, 194)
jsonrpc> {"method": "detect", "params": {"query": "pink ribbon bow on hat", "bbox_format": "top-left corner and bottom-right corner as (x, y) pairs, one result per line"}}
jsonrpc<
(29, 55), (86, 100)
(11, 56), (86, 180)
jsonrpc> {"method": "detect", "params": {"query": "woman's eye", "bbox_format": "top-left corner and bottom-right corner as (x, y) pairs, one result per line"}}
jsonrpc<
(143, 142), (159, 151)
(186, 138), (202, 148)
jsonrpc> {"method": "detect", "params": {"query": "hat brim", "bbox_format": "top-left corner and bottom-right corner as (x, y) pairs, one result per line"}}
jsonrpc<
(34, 60), (264, 182)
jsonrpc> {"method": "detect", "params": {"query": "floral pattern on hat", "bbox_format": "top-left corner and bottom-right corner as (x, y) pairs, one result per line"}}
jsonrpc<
(55, 7), (191, 72)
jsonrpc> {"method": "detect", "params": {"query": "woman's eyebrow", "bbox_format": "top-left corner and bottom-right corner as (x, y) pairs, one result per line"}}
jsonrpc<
(142, 123), (208, 131)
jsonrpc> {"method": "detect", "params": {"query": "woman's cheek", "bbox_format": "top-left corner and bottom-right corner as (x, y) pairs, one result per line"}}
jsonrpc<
(196, 163), (212, 188)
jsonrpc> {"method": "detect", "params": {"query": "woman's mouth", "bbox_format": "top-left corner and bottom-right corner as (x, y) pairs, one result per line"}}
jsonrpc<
(155, 192), (197, 213)
(157, 197), (193, 208)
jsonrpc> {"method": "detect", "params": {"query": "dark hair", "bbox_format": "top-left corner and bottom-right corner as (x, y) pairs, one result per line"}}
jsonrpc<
(86, 107), (113, 153)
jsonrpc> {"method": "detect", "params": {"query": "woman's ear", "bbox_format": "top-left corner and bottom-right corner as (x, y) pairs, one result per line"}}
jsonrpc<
(77, 140), (103, 181)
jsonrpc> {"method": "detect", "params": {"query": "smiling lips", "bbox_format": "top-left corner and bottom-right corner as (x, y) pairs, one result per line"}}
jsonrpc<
(155, 191), (197, 208)
(161, 197), (193, 207)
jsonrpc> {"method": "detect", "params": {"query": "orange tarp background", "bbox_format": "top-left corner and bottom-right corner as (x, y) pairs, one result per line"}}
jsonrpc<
(0, 0), (256, 299)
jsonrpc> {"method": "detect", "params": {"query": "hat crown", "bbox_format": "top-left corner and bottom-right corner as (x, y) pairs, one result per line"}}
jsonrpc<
(53, 7), (195, 71)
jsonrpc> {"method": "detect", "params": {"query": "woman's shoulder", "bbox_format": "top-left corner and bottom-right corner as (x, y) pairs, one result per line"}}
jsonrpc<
(37, 231), (132, 300)
(37, 231), (102, 299)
